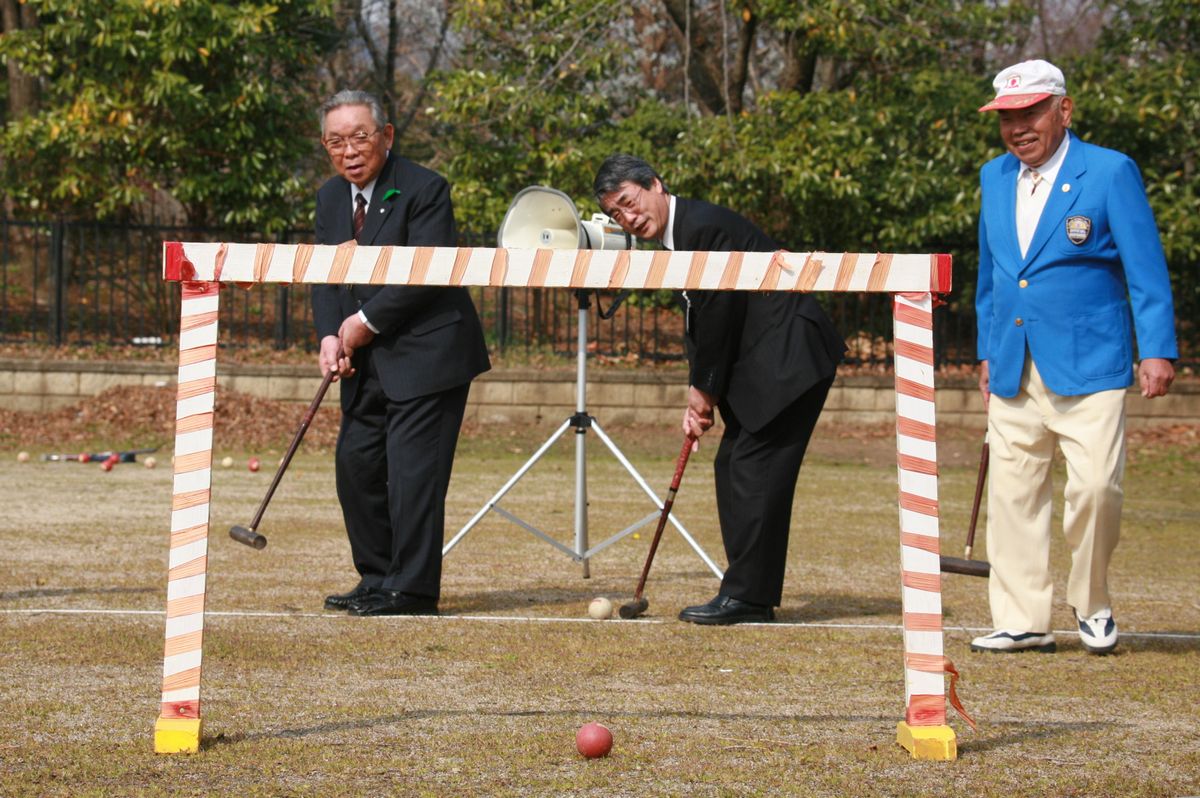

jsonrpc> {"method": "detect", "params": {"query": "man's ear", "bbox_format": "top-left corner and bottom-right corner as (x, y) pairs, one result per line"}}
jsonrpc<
(650, 177), (666, 195)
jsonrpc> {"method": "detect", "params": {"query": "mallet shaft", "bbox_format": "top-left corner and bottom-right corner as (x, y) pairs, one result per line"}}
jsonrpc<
(939, 433), (991, 577)
(620, 436), (694, 617)
(230, 369), (335, 549)
(965, 436), (988, 559)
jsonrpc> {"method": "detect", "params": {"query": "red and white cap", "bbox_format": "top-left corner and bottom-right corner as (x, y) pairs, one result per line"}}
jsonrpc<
(978, 59), (1066, 112)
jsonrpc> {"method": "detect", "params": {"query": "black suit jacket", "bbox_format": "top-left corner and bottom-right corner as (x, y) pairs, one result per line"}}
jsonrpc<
(311, 153), (490, 409)
(673, 197), (845, 432)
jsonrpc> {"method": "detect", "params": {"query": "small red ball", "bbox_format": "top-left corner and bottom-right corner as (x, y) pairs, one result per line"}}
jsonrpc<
(247, 457), (261, 472)
(575, 722), (613, 758)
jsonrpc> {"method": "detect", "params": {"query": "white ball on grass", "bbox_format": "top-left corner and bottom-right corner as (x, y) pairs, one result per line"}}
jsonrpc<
(588, 597), (613, 620)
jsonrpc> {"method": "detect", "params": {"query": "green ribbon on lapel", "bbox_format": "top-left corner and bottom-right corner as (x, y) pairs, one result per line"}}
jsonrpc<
(382, 188), (401, 202)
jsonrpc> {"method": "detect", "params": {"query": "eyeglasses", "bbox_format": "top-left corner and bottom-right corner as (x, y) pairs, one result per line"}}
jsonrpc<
(322, 129), (380, 155)
(602, 188), (641, 223)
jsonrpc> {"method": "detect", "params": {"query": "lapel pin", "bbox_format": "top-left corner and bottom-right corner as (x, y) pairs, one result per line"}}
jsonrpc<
(1062, 183), (1071, 192)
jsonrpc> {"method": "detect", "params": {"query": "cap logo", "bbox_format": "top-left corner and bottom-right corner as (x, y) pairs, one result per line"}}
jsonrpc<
(1005, 76), (1022, 89)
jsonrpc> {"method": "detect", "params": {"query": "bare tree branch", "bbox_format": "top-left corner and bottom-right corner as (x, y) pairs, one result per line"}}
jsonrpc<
(394, 0), (454, 140)
(534, 4), (611, 91)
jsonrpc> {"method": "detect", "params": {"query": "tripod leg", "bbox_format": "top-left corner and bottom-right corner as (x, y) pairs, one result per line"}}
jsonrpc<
(442, 419), (573, 556)
(575, 425), (589, 578)
(590, 420), (725, 579)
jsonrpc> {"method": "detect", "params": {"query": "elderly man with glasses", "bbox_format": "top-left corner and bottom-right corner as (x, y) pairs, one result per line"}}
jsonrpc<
(312, 90), (490, 616)
(971, 61), (1177, 655)
(594, 154), (846, 625)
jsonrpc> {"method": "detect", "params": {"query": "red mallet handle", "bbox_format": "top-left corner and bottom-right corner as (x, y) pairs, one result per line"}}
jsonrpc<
(965, 437), (989, 560)
(630, 436), (693, 601)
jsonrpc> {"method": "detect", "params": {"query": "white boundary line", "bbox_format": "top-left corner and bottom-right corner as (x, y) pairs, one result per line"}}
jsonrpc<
(3, 608), (1199, 641)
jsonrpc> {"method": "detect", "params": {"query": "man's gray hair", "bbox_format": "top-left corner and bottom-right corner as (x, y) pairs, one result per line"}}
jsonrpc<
(593, 154), (667, 200)
(319, 90), (387, 136)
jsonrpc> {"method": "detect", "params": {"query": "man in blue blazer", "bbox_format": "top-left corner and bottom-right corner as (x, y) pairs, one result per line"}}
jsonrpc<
(594, 155), (846, 624)
(312, 90), (490, 616)
(971, 61), (1177, 654)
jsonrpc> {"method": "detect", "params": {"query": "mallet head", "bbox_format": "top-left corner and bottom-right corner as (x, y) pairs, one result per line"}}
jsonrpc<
(229, 525), (267, 550)
(618, 597), (649, 619)
(939, 555), (989, 578)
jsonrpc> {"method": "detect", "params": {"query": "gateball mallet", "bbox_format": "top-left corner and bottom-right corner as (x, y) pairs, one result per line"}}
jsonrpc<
(939, 434), (991, 578)
(619, 435), (695, 619)
(229, 369), (336, 550)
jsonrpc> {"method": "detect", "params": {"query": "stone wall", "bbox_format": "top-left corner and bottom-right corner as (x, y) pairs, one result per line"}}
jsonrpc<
(1, 358), (1197, 428)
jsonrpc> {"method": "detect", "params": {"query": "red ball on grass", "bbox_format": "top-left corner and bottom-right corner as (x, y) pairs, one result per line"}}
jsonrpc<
(248, 457), (261, 472)
(576, 722), (613, 758)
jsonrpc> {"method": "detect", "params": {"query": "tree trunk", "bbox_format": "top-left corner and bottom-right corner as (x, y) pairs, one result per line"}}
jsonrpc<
(727, 7), (756, 115)
(778, 29), (817, 95)
(660, 0), (727, 115)
(1, 0), (41, 120)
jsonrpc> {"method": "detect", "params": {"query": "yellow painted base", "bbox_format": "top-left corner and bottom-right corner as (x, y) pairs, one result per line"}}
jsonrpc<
(896, 722), (957, 761)
(154, 717), (202, 754)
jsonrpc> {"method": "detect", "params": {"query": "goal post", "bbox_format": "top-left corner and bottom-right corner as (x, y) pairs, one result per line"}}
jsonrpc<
(156, 241), (957, 759)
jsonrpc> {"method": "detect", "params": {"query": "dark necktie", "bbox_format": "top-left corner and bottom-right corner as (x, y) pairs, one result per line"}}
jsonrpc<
(353, 194), (367, 239)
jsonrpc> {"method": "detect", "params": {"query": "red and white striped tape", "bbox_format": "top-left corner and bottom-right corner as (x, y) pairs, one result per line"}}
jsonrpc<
(162, 242), (951, 294)
(892, 292), (946, 727)
(157, 281), (219, 724)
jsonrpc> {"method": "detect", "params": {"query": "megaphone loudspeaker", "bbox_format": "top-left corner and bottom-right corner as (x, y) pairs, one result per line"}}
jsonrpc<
(498, 186), (631, 251)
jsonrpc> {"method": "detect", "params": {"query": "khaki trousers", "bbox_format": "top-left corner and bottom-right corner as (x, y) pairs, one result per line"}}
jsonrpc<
(986, 360), (1126, 633)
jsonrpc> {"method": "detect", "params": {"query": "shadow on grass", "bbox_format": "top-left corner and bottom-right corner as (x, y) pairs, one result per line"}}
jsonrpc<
(962, 720), (1113, 755)
(204, 707), (904, 748)
(449, 589), (903, 621)
(782, 592), (903, 622)
(1078, 635), (1200, 655)
(450, 588), (611, 613)
(0, 585), (156, 601)
(204, 708), (1113, 754)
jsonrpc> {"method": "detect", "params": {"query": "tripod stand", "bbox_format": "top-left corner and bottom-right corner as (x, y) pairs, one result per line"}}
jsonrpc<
(443, 289), (724, 579)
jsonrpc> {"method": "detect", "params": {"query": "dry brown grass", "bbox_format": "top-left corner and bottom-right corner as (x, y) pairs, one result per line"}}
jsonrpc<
(1, 418), (1198, 797)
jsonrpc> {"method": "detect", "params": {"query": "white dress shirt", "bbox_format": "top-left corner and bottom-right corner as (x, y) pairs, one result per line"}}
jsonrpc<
(663, 196), (693, 330)
(662, 194), (677, 251)
(1016, 134), (1069, 257)
(349, 177), (378, 208)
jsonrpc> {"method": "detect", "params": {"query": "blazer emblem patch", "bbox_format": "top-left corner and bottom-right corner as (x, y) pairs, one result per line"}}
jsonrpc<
(1065, 215), (1092, 245)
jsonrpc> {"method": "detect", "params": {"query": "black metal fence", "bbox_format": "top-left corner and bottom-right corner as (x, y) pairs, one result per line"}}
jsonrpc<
(4, 217), (1187, 370)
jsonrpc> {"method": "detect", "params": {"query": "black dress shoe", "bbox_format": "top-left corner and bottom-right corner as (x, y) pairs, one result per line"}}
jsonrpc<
(324, 584), (376, 611)
(347, 590), (439, 617)
(678, 594), (774, 625)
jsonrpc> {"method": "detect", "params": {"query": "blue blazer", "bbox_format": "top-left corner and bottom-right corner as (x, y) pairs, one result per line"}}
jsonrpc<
(976, 133), (1177, 398)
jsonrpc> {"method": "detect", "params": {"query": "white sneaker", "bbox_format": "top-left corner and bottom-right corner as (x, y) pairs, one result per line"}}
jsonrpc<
(970, 629), (1056, 653)
(1075, 608), (1118, 655)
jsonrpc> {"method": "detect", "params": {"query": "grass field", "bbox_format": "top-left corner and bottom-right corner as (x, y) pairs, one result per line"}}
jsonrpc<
(2, 420), (1198, 797)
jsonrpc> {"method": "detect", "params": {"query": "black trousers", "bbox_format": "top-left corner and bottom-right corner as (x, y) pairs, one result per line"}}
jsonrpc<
(714, 376), (834, 607)
(334, 360), (469, 600)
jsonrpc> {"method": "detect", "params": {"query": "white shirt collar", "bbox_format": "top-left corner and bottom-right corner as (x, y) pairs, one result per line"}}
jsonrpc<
(1021, 132), (1070, 185)
(663, 194), (677, 250)
(350, 176), (378, 207)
